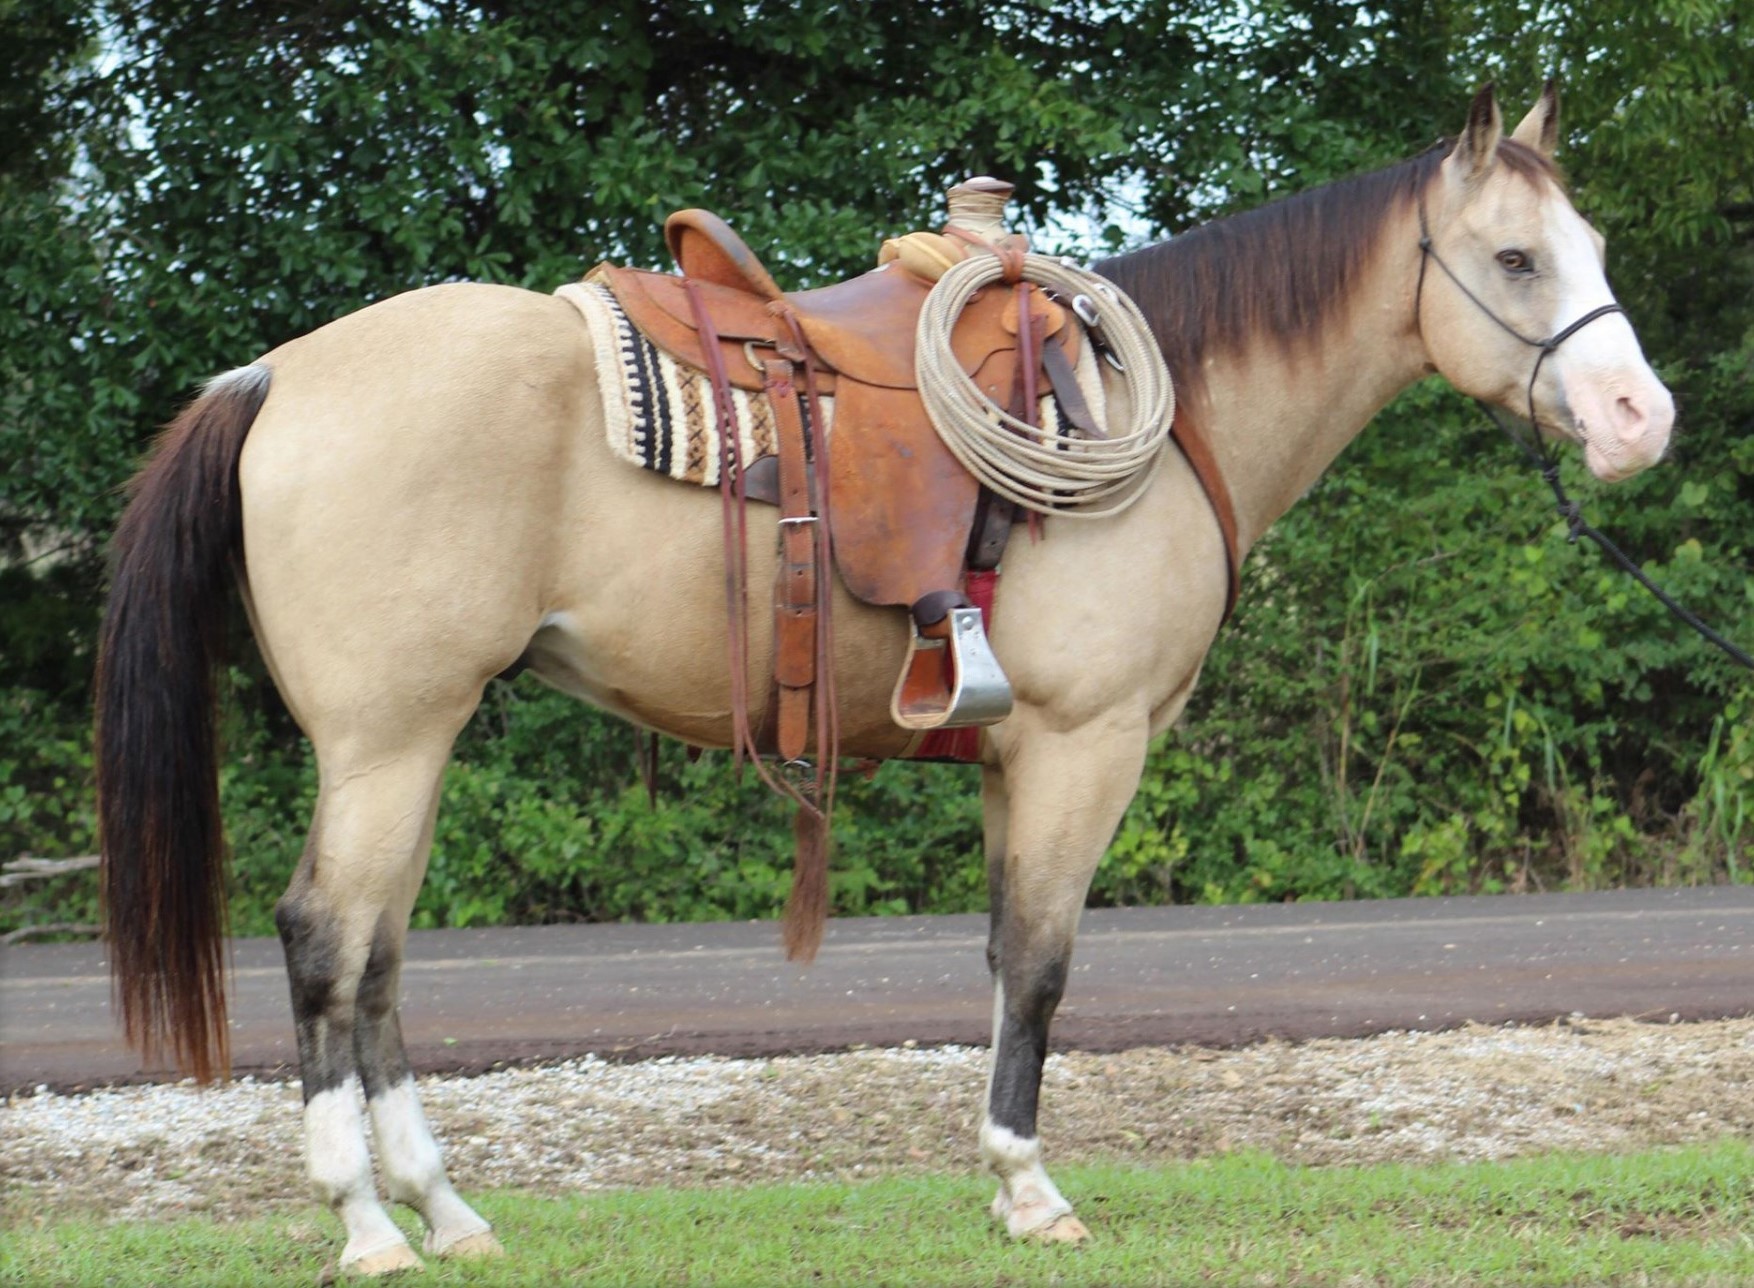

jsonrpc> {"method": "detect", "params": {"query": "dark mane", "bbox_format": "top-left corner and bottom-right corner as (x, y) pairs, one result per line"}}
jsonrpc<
(1096, 139), (1561, 411)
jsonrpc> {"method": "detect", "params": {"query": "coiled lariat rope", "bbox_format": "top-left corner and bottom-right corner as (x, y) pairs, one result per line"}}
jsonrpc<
(915, 253), (1175, 517)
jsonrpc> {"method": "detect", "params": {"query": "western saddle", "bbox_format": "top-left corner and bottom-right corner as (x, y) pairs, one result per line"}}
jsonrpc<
(595, 179), (1089, 771)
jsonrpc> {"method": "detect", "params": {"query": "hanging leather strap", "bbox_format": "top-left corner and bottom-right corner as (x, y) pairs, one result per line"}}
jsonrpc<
(680, 284), (836, 964)
(1040, 332), (1103, 439)
(764, 355), (818, 763)
(683, 280), (763, 772)
(1170, 404), (1241, 620)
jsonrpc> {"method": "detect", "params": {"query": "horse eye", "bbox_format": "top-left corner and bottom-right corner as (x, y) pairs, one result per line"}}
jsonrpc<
(1496, 249), (1533, 275)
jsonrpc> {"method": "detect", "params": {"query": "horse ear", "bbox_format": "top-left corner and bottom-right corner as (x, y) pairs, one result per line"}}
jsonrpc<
(1448, 84), (1503, 184)
(1510, 80), (1560, 159)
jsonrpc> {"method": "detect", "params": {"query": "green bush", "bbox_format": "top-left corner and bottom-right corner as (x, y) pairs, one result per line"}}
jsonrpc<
(3, 1), (1749, 940)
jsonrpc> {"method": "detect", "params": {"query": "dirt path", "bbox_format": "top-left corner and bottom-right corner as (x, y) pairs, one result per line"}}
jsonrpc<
(6, 1017), (1753, 1223)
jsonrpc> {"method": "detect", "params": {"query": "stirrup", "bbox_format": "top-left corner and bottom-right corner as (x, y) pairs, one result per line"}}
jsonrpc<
(890, 605), (1013, 731)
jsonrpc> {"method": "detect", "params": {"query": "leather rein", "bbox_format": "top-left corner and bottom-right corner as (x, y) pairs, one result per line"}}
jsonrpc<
(1415, 198), (1753, 671)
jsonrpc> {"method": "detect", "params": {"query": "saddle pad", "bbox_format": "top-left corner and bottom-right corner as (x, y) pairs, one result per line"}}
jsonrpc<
(557, 278), (832, 485)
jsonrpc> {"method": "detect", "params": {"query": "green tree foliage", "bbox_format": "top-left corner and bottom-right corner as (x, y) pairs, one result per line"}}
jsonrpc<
(2, 0), (1749, 936)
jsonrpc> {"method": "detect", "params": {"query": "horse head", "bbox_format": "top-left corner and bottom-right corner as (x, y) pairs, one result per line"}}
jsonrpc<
(1417, 84), (1675, 482)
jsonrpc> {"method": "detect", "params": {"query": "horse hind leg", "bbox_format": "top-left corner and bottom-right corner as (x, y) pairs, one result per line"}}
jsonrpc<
(277, 732), (498, 1273)
(356, 915), (504, 1261)
(980, 717), (1148, 1241)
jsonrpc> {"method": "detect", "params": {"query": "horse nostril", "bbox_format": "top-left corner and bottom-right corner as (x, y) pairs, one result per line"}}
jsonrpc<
(1615, 396), (1648, 440)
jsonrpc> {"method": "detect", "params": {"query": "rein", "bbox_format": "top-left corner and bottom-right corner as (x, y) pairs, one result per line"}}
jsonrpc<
(1415, 200), (1754, 672)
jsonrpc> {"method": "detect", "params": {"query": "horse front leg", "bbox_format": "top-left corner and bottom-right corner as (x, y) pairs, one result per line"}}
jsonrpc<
(981, 718), (1148, 1241)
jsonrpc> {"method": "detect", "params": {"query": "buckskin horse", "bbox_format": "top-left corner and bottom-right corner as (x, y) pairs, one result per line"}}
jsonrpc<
(96, 86), (1673, 1272)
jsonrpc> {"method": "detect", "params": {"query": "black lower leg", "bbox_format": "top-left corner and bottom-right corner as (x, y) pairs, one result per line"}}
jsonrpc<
(276, 887), (354, 1101)
(988, 941), (1070, 1138)
(353, 916), (411, 1100)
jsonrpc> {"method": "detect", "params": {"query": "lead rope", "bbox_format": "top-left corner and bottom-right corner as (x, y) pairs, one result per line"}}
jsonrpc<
(1416, 201), (1753, 671)
(1482, 396), (1754, 670)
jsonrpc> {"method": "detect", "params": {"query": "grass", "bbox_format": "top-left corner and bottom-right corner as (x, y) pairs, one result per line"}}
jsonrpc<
(6, 1142), (1754, 1286)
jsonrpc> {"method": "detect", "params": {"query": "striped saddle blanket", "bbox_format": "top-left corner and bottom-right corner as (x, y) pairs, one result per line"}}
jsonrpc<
(559, 278), (831, 486)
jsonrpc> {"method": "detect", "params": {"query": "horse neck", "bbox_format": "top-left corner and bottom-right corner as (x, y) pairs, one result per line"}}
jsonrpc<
(1194, 201), (1430, 555)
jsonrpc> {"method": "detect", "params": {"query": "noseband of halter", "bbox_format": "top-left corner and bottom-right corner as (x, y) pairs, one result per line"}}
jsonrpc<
(1413, 195), (1624, 467)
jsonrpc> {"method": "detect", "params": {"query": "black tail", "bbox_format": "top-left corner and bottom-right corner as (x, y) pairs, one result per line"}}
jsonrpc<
(95, 366), (270, 1082)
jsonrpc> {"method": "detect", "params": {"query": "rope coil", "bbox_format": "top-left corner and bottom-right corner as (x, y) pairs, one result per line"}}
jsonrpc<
(915, 252), (1174, 518)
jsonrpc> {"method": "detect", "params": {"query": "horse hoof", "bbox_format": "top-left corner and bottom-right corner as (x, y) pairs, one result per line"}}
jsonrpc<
(433, 1230), (505, 1260)
(1030, 1213), (1090, 1244)
(340, 1241), (424, 1277)
(998, 1195), (1090, 1242)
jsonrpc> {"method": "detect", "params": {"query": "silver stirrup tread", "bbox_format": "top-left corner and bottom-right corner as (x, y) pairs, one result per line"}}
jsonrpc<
(890, 607), (1014, 731)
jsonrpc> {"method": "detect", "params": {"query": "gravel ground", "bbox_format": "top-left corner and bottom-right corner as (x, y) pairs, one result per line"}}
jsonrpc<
(5, 1017), (1754, 1223)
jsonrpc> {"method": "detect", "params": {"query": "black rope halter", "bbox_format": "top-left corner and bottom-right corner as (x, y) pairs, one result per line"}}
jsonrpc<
(1415, 197), (1752, 671)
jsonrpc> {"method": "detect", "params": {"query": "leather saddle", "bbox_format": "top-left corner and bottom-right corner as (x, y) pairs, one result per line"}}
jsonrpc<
(599, 210), (1079, 610)
(595, 206), (1087, 753)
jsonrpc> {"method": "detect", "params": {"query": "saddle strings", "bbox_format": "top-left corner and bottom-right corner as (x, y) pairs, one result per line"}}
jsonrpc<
(682, 282), (756, 769)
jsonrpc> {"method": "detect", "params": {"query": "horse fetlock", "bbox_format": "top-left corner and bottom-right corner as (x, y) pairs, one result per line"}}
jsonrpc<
(368, 1079), (447, 1203)
(380, 1166), (445, 1211)
(306, 1083), (375, 1200)
(978, 1119), (1042, 1173)
(980, 1121), (1076, 1238)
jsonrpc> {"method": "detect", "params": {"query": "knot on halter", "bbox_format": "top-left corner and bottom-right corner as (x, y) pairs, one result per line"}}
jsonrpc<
(1541, 465), (1585, 542)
